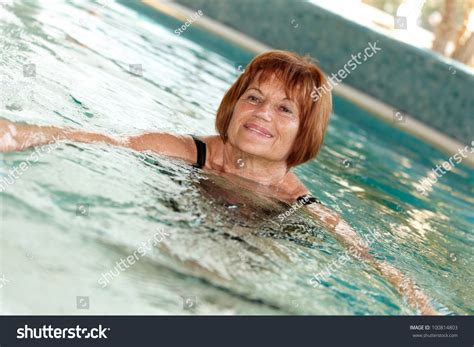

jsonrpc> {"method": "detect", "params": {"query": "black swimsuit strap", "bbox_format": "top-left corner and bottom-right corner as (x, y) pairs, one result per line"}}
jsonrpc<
(190, 135), (206, 169)
(296, 194), (322, 206)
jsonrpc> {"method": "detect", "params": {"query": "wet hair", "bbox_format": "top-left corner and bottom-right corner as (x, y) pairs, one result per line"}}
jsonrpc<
(215, 50), (332, 168)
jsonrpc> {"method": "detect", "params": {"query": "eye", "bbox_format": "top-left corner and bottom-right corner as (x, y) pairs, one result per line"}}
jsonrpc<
(279, 105), (292, 114)
(247, 95), (260, 102)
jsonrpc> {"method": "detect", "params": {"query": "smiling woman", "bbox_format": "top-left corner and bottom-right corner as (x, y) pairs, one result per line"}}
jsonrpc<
(0, 50), (436, 314)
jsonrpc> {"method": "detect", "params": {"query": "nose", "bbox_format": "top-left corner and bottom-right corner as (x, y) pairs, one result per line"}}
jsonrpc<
(254, 101), (273, 122)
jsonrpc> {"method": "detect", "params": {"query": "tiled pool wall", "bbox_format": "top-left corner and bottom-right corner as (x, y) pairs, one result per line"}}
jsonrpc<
(175, 0), (473, 146)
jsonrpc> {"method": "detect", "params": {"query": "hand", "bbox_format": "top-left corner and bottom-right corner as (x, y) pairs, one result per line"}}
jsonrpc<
(375, 261), (437, 315)
(0, 119), (19, 152)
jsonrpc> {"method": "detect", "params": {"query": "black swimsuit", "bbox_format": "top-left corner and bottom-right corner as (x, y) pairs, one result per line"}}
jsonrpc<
(190, 135), (321, 206)
(190, 135), (207, 169)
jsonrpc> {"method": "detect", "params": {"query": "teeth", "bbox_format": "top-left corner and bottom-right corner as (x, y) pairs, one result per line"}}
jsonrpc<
(246, 126), (271, 137)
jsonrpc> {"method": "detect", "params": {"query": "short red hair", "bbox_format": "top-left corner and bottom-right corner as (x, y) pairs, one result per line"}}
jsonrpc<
(215, 50), (332, 167)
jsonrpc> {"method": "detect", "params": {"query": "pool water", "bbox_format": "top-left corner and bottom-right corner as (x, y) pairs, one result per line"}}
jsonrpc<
(1, 0), (473, 315)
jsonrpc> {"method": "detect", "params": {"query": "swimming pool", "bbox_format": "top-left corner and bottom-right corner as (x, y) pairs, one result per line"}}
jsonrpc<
(0, 0), (472, 315)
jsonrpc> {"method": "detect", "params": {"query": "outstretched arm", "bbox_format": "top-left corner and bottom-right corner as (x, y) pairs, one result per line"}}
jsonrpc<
(306, 202), (437, 315)
(0, 119), (121, 151)
(0, 119), (196, 162)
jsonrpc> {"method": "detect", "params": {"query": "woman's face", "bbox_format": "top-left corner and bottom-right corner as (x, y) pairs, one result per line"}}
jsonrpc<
(227, 73), (300, 163)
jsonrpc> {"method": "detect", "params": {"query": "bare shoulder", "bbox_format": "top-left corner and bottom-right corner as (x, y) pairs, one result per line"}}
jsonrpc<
(127, 132), (197, 163)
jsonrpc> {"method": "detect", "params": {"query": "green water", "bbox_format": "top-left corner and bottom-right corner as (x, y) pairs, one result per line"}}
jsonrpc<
(0, 0), (473, 315)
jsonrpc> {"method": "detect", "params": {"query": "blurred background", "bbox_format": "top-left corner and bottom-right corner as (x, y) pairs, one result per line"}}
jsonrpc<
(361, 0), (474, 67)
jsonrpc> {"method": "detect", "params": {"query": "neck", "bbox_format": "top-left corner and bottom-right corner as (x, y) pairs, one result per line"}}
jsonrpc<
(220, 141), (289, 186)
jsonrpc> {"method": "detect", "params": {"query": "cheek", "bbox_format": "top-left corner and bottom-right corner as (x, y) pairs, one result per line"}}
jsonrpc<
(273, 120), (300, 158)
(227, 113), (241, 136)
(228, 104), (250, 133)
(277, 120), (300, 142)
(233, 103), (253, 118)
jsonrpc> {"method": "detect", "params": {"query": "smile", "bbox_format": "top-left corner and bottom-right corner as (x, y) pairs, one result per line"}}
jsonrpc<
(243, 123), (273, 138)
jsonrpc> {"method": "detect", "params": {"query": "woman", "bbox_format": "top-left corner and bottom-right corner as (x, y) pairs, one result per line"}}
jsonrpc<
(0, 50), (436, 314)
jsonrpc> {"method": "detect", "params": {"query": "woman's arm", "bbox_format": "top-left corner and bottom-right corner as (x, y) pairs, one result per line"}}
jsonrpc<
(306, 202), (437, 315)
(0, 119), (121, 151)
(0, 119), (196, 162)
